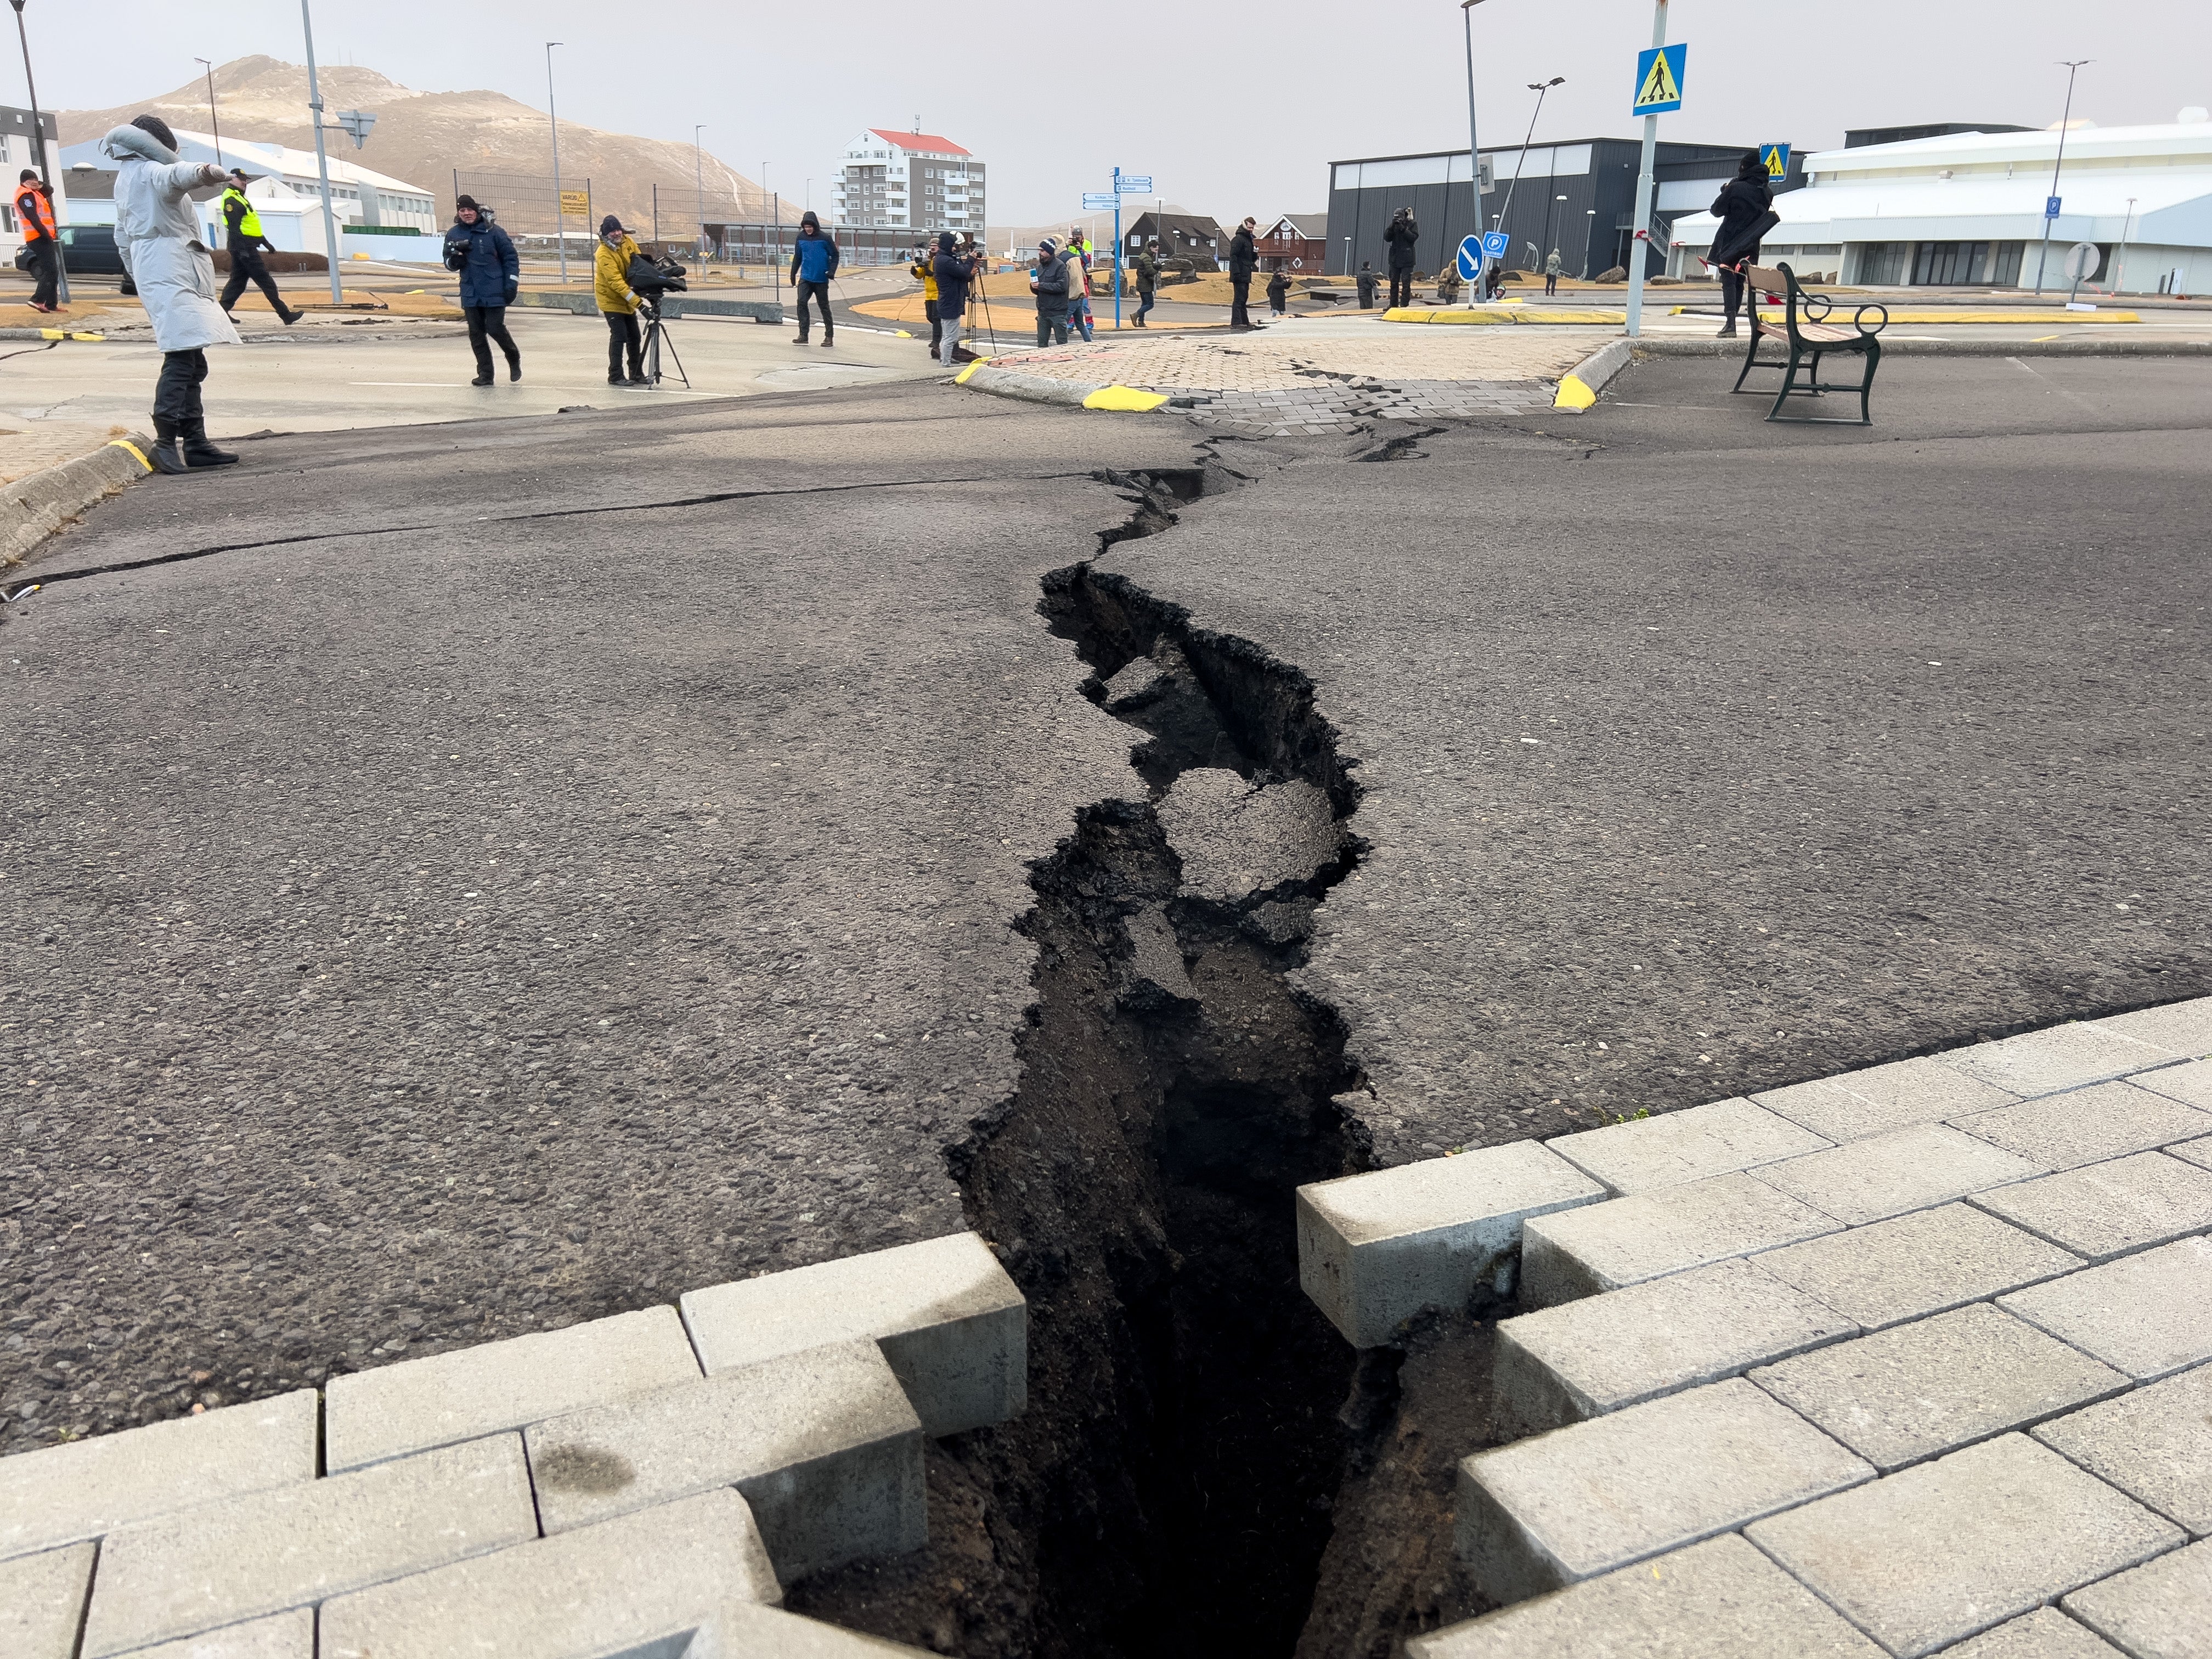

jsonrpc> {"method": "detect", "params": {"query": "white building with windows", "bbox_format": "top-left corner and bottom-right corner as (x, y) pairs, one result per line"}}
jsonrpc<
(831, 129), (984, 236)
(1667, 118), (2212, 294)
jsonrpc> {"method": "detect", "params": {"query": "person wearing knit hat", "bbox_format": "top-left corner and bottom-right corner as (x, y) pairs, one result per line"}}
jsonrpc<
(1029, 237), (1071, 347)
(595, 215), (648, 386)
(787, 209), (840, 347)
(98, 113), (241, 472)
(442, 195), (521, 385)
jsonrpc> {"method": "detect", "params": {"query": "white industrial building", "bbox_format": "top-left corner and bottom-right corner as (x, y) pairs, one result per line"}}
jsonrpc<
(55, 128), (442, 263)
(1668, 117), (2212, 294)
(831, 129), (984, 235)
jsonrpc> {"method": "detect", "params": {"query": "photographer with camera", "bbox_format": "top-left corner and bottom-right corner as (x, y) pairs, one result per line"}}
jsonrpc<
(595, 216), (648, 387)
(443, 195), (521, 386)
(930, 230), (980, 369)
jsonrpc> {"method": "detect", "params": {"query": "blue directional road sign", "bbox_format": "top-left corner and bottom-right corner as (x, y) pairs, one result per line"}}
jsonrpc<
(1759, 143), (1791, 180)
(1456, 235), (1485, 281)
(1117, 175), (1153, 193)
(2046, 195), (2063, 219)
(1481, 230), (1511, 261)
(1081, 193), (1119, 211)
(1632, 43), (1688, 115)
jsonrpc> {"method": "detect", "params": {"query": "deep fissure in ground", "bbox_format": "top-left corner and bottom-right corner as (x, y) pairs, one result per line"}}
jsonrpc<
(792, 471), (1383, 1657)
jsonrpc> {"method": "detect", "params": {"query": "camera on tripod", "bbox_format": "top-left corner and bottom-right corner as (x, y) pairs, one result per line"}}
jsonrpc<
(625, 251), (689, 315)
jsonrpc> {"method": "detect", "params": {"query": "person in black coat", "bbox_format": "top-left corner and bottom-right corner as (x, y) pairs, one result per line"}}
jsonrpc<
(1707, 151), (1774, 337)
(1383, 207), (1419, 309)
(1228, 217), (1259, 329)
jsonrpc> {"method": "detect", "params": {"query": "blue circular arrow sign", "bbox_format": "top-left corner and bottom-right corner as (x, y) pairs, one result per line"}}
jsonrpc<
(1456, 234), (1485, 281)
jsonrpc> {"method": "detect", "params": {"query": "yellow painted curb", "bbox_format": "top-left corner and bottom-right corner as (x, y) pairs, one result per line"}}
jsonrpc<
(1082, 385), (1171, 413)
(1554, 375), (1598, 411)
(954, 359), (985, 385)
(1674, 307), (2143, 325)
(105, 438), (153, 472)
(1384, 307), (1628, 325)
(72, 331), (105, 342)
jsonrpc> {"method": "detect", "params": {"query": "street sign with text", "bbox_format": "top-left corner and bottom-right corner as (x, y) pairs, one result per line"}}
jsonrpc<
(558, 189), (589, 217)
(1081, 193), (1118, 211)
(1633, 43), (1688, 115)
(1117, 175), (1153, 193)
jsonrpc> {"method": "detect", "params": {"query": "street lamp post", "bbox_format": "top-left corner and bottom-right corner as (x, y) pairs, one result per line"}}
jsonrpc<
(1545, 191), (1567, 270)
(1459, 1), (1488, 309)
(298, 0), (345, 306)
(2113, 195), (2136, 295)
(694, 125), (707, 259)
(1496, 76), (1564, 287)
(2033, 60), (2091, 295)
(196, 57), (224, 170)
(545, 43), (567, 282)
(8, 0), (63, 303)
(1581, 207), (1597, 279)
(1624, 0), (1669, 337)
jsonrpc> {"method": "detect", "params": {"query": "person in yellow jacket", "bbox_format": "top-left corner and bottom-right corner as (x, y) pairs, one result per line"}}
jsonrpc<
(909, 242), (941, 356)
(594, 215), (647, 387)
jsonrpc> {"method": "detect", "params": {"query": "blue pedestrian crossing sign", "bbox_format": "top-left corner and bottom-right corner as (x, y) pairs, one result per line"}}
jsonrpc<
(1481, 230), (1511, 259)
(1760, 143), (1791, 180)
(1456, 235), (1485, 280)
(1632, 43), (1688, 115)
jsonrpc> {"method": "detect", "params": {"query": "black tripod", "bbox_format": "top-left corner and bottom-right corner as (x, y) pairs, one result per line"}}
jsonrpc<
(640, 300), (690, 390)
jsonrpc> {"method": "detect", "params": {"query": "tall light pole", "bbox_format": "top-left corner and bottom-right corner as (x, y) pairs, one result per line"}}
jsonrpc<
(693, 125), (707, 258)
(1459, 1), (1488, 308)
(2033, 60), (2091, 295)
(2113, 195), (2136, 295)
(299, 0), (344, 305)
(9, 0), (63, 303)
(195, 57), (225, 170)
(1581, 207), (1597, 280)
(546, 42), (566, 283)
(1624, 0), (1669, 337)
(1496, 76), (1564, 282)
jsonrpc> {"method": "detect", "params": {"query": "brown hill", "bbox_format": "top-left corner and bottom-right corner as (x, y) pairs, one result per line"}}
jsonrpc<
(59, 55), (766, 236)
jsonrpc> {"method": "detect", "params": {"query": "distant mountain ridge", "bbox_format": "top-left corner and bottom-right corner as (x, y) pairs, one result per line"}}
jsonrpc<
(58, 55), (765, 235)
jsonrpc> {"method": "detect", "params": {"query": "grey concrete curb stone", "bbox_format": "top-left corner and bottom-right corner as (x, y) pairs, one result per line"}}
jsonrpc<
(681, 1232), (1025, 1437)
(1296, 1142), (1604, 1347)
(1, 433), (153, 575)
(1999, 1235), (2212, 1380)
(324, 1304), (701, 1472)
(1545, 1096), (1830, 1195)
(0, 1387), (319, 1561)
(318, 1487), (780, 1659)
(126, 1609), (313, 1658)
(958, 361), (1109, 408)
(2062, 1536), (2212, 1658)
(1407, 1532), (1885, 1658)
(2033, 1362), (2212, 1538)
(0, 1541), (97, 1659)
(1517, 1171), (1839, 1307)
(1636, 336), (2212, 359)
(1552, 337), (1632, 412)
(1944, 1607), (2126, 1658)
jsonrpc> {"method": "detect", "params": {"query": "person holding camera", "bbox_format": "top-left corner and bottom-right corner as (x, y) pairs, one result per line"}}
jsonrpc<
(443, 195), (521, 386)
(218, 170), (302, 325)
(909, 242), (942, 355)
(930, 230), (980, 369)
(788, 210), (839, 348)
(1384, 207), (1419, 310)
(595, 216), (648, 387)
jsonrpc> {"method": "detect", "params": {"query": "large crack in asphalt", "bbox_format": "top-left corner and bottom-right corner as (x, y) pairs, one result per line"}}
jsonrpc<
(789, 467), (1388, 1658)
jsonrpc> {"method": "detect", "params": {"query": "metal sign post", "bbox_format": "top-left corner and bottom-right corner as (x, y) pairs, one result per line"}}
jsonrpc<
(2034, 60), (2091, 295)
(298, 0), (345, 304)
(1624, 12), (1682, 337)
(1112, 170), (1152, 330)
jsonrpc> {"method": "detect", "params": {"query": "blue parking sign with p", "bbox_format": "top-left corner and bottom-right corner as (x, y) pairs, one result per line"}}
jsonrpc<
(1456, 235), (1485, 281)
(1481, 230), (1510, 260)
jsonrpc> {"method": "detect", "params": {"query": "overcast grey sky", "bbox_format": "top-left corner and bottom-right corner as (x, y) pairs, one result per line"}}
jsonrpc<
(28, 1), (2212, 224)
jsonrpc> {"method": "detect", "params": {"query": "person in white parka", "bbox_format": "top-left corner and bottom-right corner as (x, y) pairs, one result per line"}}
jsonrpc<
(101, 115), (242, 474)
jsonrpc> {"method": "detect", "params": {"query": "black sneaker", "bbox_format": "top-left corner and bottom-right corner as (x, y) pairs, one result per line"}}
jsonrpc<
(471, 374), (495, 387)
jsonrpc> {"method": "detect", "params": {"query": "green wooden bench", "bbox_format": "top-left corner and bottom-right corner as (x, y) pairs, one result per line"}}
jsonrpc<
(1728, 261), (1888, 426)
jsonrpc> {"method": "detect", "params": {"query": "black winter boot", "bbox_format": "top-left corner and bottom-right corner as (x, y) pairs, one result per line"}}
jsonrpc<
(148, 417), (192, 476)
(507, 353), (523, 382)
(279, 306), (305, 326)
(180, 420), (238, 468)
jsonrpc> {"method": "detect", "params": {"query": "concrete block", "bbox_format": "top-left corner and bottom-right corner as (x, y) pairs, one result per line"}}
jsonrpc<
(2035, 1361), (2212, 1536)
(1758, 1054), (2017, 1143)
(0, 1388), (319, 1561)
(125, 1609), (315, 1659)
(2096, 995), (2212, 1060)
(2137, 1057), (2212, 1111)
(82, 1434), (537, 1658)
(319, 1487), (778, 1659)
(325, 1305), (701, 1471)
(682, 1232), (1025, 1436)
(1746, 1434), (2182, 1658)
(1517, 1172), (1838, 1307)
(1750, 1303), (2128, 1472)
(1944, 1609), (2126, 1659)
(1941, 1023), (2182, 1098)
(1455, 1377), (1871, 1605)
(1295, 1142), (1604, 1347)
(2064, 1537), (2212, 1659)
(1544, 1096), (1830, 1194)
(1493, 1257), (1855, 1430)
(1404, 1533), (1886, 1658)
(1753, 1202), (2082, 1330)
(526, 1338), (926, 1582)
(0, 1542), (96, 1659)
(1756, 1122), (2043, 1226)
(2001, 1237), (2212, 1381)
(1974, 1150), (2212, 1262)
(1952, 1080), (2212, 1170)
(2174, 1136), (2212, 1173)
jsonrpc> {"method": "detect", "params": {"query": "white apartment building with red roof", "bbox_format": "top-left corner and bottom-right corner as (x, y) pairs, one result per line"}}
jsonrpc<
(831, 128), (984, 236)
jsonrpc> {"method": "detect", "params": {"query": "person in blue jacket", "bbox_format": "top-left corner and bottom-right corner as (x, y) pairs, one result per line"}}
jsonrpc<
(788, 210), (840, 347)
(442, 195), (521, 386)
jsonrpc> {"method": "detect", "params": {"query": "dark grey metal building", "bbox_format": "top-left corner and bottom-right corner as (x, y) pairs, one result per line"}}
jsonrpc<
(1325, 135), (1803, 281)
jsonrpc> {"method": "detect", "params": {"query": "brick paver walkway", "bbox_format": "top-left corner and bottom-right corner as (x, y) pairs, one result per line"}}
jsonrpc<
(967, 319), (1618, 434)
(1302, 997), (2212, 1657)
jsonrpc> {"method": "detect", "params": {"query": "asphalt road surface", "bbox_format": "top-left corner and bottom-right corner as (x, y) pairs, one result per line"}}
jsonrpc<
(4, 353), (2209, 1461)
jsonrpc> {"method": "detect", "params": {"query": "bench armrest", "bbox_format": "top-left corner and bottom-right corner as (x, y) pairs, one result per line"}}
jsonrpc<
(1852, 302), (1888, 337)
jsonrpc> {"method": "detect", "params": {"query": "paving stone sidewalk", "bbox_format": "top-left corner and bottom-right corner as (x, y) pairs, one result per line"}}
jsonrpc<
(1299, 996), (2212, 1657)
(966, 320), (1616, 434)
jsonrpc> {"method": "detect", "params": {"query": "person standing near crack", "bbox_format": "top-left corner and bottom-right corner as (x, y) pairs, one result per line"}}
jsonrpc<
(1383, 206), (1419, 311)
(100, 115), (241, 475)
(443, 195), (521, 386)
(1228, 216), (1259, 330)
